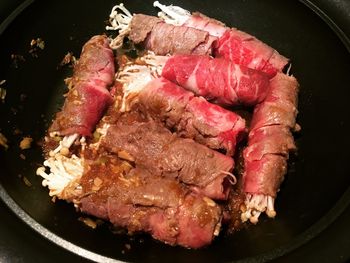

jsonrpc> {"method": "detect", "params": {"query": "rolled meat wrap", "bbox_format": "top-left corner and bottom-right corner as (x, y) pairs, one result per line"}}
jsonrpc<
(115, 57), (246, 155)
(214, 30), (288, 78)
(106, 6), (216, 56)
(78, 153), (222, 249)
(99, 111), (235, 200)
(154, 1), (288, 77)
(108, 3), (287, 76)
(241, 73), (299, 223)
(137, 77), (246, 155)
(39, 141), (222, 249)
(130, 14), (216, 56)
(49, 35), (115, 137)
(161, 54), (270, 106)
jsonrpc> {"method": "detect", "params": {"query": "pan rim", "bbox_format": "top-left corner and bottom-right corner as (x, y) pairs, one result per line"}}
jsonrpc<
(0, 0), (350, 262)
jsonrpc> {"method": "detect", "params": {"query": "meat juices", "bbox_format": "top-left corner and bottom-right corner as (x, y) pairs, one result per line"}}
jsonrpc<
(129, 14), (216, 56)
(49, 35), (115, 136)
(100, 112), (235, 200)
(162, 54), (270, 106)
(138, 77), (246, 155)
(242, 73), (299, 223)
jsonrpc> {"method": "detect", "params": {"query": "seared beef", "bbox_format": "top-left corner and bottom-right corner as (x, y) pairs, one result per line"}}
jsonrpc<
(40, 4), (301, 248)
(72, 36), (115, 85)
(183, 12), (227, 37)
(161, 54), (270, 106)
(78, 155), (222, 248)
(244, 125), (296, 162)
(214, 30), (289, 77)
(129, 14), (163, 44)
(100, 112), (235, 200)
(49, 35), (114, 136)
(129, 14), (216, 56)
(138, 77), (246, 155)
(250, 74), (299, 131)
(160, 8), (288, 77)
(243, 154), (287, 197)
(243, 73), (299, 197)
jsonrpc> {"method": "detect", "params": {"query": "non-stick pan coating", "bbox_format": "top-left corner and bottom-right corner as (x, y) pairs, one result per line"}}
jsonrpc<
(1, 0), (350, 262)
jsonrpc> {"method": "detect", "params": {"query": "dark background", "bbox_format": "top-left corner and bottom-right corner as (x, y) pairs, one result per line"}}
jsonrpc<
(1, 0), (350, 262)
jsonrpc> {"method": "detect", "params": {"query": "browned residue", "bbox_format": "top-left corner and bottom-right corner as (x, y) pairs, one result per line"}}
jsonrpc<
(19, 137), (33, 150)
(0, 132), (9, 150)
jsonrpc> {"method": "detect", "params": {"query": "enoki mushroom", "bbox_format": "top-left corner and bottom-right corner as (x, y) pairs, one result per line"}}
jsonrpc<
(241, 194), (276, 224)
(49, 133), (80, 157)
(37, 153), (83, 198)
(106, 2), (192, 49)
(106, 3), (133, 49)
(153, 1), (191, 26)
(116, 52), (167, 111)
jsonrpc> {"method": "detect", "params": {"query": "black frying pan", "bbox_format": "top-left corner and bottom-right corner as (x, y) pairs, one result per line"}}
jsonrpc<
(1, 0), (350, 262)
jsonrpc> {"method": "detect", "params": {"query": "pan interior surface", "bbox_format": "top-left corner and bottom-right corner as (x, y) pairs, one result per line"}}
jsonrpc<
(0, 0), (350, 262)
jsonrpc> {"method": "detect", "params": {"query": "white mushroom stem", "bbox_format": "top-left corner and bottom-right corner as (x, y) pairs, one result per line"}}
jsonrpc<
(241, 194), (276, 224)
(116, 52), (166, 111)
(286, 63), (292, 76)
(89, 123), (110, 150)
(106, 3), (133, 31)
(219, 170), (237, 185)
(213, 220), (221, 236)
(49, 133), (79, 157)
(153, 1), (191, 26)
(106, 3), (133, 49)
(116, 64), (154, 111)
(80, 136), (86, 152)
(139, 51), (168, 75)
(36, 154), (83, 198)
